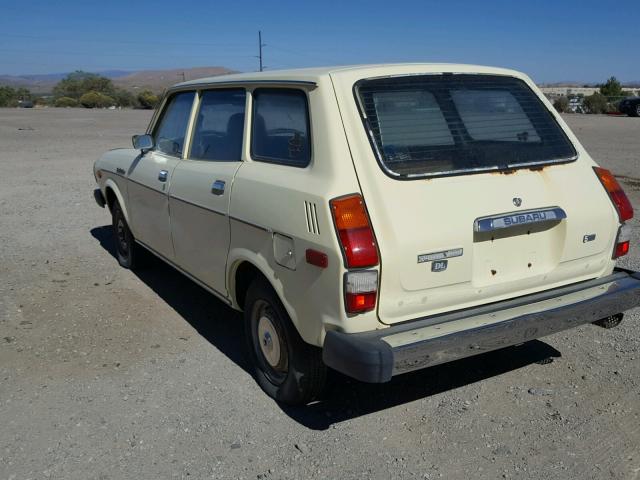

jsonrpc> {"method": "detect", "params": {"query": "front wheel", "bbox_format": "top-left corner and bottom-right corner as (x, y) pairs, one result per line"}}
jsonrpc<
(244, 278), (326, 405)
(111, 201), (143, 269)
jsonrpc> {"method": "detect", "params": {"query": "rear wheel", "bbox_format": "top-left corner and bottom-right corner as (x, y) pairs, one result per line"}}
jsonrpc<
(633, 104), (640, 117)
(244, 278), (326, 405)
(111, 201), (143, 269)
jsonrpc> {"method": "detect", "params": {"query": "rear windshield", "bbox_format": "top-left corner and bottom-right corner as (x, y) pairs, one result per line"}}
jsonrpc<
(355, 74), (577, 178)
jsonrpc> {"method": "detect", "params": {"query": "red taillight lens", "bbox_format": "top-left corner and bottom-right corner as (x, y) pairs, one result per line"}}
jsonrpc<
(345, 292), (377, 313)
(330, 194), (379, 268)
(344, 271), (378, 314)
(594, 167), (634, 222)
(615, 241), (630, 258)
(614, 224), (631, 259)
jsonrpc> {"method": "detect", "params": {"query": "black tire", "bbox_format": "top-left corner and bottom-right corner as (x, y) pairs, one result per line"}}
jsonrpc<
(633, 104), (640, 117)
(244, 277), (326, 405)
(111, 201), (141, 269)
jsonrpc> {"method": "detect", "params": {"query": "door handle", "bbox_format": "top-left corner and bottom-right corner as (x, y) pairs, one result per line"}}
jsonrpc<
(158, 170), (168, 182)
(211, 180), (226, 195)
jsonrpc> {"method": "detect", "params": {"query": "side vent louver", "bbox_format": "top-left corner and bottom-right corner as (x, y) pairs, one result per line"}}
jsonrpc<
(304, 201), (320, 235)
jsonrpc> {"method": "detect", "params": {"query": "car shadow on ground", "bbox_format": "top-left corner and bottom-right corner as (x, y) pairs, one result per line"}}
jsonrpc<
(91, 225), (562, 431)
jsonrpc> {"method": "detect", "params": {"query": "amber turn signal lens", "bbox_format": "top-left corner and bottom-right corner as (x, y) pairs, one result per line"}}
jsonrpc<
(330, 194), (379, 268)
(594, 167), (634, 222)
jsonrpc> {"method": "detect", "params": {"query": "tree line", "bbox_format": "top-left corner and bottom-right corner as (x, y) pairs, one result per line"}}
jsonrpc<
(553, 76), (635, 114)
(0, 71), (160, 109)
(0, 86), (33, 107)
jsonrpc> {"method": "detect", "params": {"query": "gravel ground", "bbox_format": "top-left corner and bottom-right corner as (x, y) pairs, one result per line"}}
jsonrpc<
(1, 109), (639, 480)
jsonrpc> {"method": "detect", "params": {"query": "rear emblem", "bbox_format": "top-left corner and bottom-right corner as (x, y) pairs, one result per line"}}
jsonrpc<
(432, 260), (448, 272)
(513, 197), (522, 207)
(418, 248), (463, 263)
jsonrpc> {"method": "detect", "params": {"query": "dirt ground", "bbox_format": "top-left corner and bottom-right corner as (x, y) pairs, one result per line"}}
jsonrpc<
(1, 108), (639, 480)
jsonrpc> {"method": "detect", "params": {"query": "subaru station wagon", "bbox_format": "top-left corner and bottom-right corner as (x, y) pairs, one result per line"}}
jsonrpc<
(93, 64), (640, 404)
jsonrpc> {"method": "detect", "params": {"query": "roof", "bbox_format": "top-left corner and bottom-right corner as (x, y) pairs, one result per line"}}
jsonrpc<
(174, 63), (526, 89)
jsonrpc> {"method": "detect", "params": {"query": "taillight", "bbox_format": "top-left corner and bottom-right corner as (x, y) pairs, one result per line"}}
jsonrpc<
(594, 167), (633, 259)
(344, 271), (378, 313)
(330, 194), (379, 268)
(594, 167), (633, 222)
(614, 224), (631, 259)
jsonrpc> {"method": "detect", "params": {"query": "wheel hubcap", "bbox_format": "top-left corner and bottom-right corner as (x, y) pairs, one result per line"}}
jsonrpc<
(257, 315), (281, 368)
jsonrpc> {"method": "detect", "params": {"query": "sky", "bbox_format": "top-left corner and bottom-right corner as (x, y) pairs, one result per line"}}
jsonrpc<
(1, 0), (638, 83)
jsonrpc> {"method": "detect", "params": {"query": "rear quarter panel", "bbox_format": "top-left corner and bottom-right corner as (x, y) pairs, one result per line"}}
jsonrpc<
(227, 77), (381, 345)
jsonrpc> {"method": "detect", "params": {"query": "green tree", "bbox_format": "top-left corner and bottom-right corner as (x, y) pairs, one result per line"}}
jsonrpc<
(137, 90), (159, 109)
(54, 96), (79, 107)
(79, 91), (115, 108)
(53, 71), (115, 100)
(0, 86), (17, 107)
(553, 96), (570, 113)
(599, 76), (623, 97)
(0, 86), (33, 106)
(112, 88), (136, 107)
(15, 87), (32, 101)
(583, 93), (608, 114)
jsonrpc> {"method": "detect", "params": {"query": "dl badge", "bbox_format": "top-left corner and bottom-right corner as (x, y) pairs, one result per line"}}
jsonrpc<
(432, 260), (448, 272)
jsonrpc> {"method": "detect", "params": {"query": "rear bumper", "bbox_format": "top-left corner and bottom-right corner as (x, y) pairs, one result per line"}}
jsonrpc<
(323, 269), (640, 383)
(93, 188), (106, 208)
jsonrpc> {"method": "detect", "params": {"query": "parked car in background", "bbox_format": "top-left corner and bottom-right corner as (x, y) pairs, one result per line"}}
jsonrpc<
(618, 96), (640, 117)
(568, 97), (584, 113)
(93, 64), (640, 405)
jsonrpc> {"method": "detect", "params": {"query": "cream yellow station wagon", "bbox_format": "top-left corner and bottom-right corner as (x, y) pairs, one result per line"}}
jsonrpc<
(93, 64), (640, 405)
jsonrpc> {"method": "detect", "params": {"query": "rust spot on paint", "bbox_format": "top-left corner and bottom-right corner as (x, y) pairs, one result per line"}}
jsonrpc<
(528, 262), (532, 268)
(491, 269), (497, 276)
(490, 169), (516, 175)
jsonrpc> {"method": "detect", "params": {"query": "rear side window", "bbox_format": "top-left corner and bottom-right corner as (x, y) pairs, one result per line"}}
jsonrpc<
(190, 89), (246, 161)
(153, 91), (195, 157)
(356, 74), (576, 178)
(251, 89), (311, 167)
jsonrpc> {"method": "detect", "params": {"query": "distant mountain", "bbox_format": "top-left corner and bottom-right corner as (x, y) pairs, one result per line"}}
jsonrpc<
(0, 66), (234, 94)
(113, 67), (235, 92)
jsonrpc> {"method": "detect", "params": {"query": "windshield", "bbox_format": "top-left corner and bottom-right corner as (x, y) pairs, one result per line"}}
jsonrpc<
(356, 74), (577, 178)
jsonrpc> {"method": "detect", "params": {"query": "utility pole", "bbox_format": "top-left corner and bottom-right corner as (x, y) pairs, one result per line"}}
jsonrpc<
(257, 30), (266, 72)
(178, 71), (186, 82)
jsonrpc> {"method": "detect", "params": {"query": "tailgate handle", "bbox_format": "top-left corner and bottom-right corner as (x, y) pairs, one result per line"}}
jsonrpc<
(474, 207), (566, 233)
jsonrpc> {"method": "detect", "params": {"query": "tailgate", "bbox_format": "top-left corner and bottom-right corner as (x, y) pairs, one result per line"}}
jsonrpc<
(331, 70), (619, 325)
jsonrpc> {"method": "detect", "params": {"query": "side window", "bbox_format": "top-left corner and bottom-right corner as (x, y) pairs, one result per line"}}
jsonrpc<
(190, 89), (246, 161)
(153, 91), (195, 157)
(251, 89), (311, 167)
